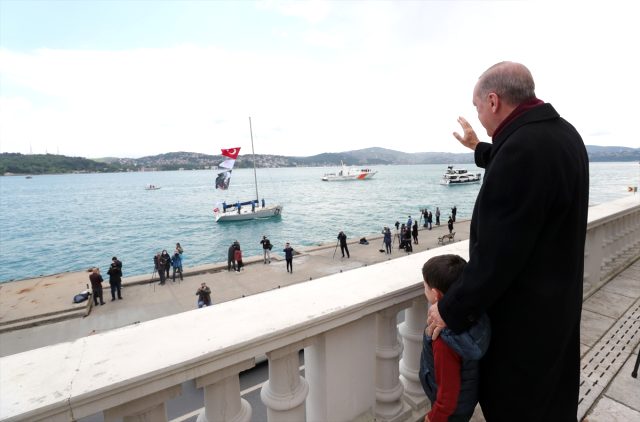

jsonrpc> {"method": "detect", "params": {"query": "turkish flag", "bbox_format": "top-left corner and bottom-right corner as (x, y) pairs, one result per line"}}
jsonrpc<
(221, 147), (241, 160)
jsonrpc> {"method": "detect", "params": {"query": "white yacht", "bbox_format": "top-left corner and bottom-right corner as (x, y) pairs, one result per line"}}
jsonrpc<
(440, 165), (482, 185)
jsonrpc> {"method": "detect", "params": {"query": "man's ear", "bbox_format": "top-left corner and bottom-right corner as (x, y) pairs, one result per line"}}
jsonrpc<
(488, 92), (499, 112)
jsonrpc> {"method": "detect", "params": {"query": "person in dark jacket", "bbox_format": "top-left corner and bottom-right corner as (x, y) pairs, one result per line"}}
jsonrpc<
(196, 282), (212, 308)
(227, 242), (237, 271)
(337, 231), (349, 258)
(420, 255), (490, 422)
(427, 61), (589, 421)
(283, 242), (294, 273)
(382, 227), (392, 254)
(447, 216), (454, 234)
(451, 205), (457, 222)
(107, 257), (123, 300)
(412, 221), (419, 244)
(161, 250), (171, 279)
(89, 267), (105, 306)
(154, 252), (166, 285)
(260, 235), (272, 264)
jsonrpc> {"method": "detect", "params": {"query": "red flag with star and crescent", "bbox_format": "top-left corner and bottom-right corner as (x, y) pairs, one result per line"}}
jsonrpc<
(221, 147), (241, 160)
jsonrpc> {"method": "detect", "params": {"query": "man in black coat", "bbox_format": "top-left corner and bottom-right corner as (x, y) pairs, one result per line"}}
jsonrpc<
(427, 62), (589, 421)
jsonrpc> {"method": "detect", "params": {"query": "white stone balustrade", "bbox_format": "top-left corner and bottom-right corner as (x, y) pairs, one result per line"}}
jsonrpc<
(1, 196), (638, 422)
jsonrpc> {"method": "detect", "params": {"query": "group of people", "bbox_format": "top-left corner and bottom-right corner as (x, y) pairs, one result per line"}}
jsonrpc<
(226, 236), (295, 273)
(88, 256), (123, 306)
(417, 62), (588, 422)
(153, 242), (184, 284)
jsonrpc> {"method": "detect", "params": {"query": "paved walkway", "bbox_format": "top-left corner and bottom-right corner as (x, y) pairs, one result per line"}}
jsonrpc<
(0, 221), (468, 356)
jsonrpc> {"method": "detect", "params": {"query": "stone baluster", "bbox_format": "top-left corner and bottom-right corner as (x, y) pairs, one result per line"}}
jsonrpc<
(104, 385), (181, 422)
(196, 359), (254, 422)
(261, 342), (309, 422)
(399, 299), (428, 411)
(375, 307), (411, 422)
(583, 225), (605, 297)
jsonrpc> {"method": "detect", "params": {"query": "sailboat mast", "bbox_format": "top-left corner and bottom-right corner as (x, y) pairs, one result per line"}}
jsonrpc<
(249, 117), (259, 202)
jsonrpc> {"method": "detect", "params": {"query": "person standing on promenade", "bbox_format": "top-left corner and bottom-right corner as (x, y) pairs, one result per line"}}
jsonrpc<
(161, 250), (171, 279)
(260, 235), (272, 264)
(227, 242), (237, 271)
(234, 244), (244, 272)
(171, 250), (183, 282)
(447, 216), (454, 234)
(451, 206), (457, 222)
(196, 282), (212, 308)
(283, 242), (294, 273)
(412, 221), (419, 244)
(154, 252), (166, 284)
(337, 231), (350, 258)
(107, 257), (123, 300)
(427, 210), (433, 230)
(435, 207), (441, 226)
(383, 227), (392, 254)
(426, 61), (589, 420)
(89, 268), (105, 306)
(176, 242), (183, 255)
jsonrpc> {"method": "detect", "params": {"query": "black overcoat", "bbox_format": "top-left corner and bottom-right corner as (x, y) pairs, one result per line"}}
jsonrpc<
(439, 103), (589, 420)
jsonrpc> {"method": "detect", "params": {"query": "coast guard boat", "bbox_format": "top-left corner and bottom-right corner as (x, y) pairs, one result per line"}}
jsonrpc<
(440, 165), (482, 185)
(321, 162), (377, 181)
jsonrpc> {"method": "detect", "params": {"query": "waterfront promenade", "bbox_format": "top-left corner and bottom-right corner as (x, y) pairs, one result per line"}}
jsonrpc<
(0, 221), (470, 356)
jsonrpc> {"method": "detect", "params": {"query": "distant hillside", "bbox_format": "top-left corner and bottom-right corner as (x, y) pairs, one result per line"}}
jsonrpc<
(2, 146), (638, 175)
(585, 145), (640, 162)
(0, 153), (119, 175)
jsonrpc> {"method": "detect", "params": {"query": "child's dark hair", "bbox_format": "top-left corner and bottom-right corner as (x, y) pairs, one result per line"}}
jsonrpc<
(422, 254), (467, 294)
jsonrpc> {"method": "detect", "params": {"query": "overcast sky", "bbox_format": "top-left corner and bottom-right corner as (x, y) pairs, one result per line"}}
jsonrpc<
(1, 0), (638, 158)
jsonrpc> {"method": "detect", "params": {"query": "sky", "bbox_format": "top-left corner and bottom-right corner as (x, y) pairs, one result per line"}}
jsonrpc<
(0, 0), (638, 159)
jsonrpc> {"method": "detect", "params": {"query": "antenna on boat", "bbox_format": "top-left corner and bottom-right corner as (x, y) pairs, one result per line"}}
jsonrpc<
(249, 117), (259, 202)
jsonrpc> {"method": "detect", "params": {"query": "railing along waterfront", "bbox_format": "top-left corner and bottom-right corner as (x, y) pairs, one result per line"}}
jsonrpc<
(1, 196), (639, 422)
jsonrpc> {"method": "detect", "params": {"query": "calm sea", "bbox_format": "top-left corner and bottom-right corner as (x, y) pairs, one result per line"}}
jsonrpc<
(0, 162), (638, 282)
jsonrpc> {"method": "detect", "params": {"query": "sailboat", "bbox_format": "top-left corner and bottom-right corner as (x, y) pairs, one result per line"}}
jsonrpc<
(213, 117), (283, 222)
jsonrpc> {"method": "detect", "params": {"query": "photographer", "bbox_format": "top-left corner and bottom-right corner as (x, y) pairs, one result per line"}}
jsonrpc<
(196, 282), (212, 308)
(107, 257), (123, 300)
(260, 235), (272, 264)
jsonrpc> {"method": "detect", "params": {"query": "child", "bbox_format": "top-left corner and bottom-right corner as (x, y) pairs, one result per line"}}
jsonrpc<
(419, 254), (490, 422)
(234, 246), (243, 272)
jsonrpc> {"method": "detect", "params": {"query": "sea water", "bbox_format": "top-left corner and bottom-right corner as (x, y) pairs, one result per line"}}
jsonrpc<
(0, 162), (638, 282)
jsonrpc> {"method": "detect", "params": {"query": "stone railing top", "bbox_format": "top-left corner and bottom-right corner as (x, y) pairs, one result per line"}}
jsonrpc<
(587, 195), (639, 229)
(0, 241), (469, 421)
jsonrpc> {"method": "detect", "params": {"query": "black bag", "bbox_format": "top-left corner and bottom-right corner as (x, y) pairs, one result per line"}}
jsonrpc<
(73, 292), (89, 303)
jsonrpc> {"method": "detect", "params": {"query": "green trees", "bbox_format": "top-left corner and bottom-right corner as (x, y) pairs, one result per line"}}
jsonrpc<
(0, 153), (122, 175)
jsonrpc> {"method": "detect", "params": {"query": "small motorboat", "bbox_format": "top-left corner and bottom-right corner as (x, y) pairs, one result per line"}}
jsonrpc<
(145, 184), (161, 190)
(440, 165), (482, 185)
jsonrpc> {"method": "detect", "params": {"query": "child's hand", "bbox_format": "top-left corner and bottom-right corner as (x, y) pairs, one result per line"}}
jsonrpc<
(424, 415), (430, 422)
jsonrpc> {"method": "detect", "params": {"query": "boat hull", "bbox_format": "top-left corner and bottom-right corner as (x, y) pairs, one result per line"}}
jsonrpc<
(440, 177), (481, 185)
(215, 205), (283, 222)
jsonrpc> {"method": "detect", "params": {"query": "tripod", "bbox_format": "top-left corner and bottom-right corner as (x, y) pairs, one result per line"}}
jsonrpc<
(332, 240), (339, 259)
(150, 267), (157, 292)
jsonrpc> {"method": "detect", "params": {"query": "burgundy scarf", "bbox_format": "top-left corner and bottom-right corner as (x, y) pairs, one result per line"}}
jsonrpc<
(493, 97), (544, 139)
